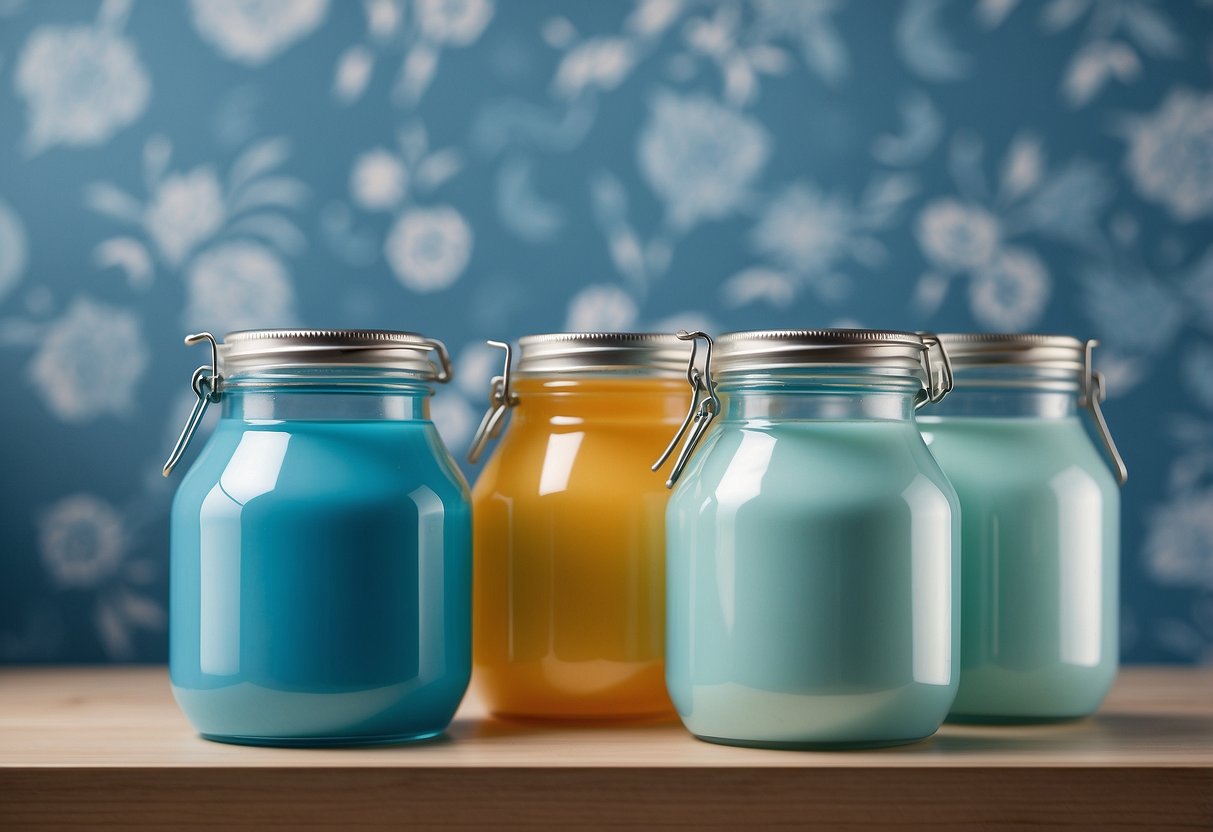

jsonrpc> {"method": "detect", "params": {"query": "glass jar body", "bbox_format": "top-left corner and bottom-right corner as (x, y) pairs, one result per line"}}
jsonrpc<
(169, 385), (472, 746)
(471, 375), (690, 720)
(666, 382), (961, 748)
(919, 389), (1119, 722)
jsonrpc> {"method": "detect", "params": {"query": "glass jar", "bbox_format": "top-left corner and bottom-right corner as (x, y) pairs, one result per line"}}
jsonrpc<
(164, 330), (471, 746)
(918, 334), (1125, 723)
(659, 329), (960, 749)
(468, 333), (693, 720)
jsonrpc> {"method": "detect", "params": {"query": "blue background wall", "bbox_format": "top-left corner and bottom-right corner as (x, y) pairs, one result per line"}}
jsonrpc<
(1, 0), (1210, 663)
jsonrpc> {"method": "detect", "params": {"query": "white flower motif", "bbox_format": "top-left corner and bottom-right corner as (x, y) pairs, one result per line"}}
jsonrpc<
(350, 149), (409, 211)
(638, 90), (770, 231)
(968, 247), (1050, 331)
(384, 206), (472, 292)
(564, 284), (638, 332)
(1124, 88), (1213, 222)
(751, 183), (854, 277)
(0, 196), (28, 302)
(190, 0), (329, 66)
(38, 494), (127, 590)
(143, 167), (225, 267)
(916, 198), (1001, 270)
(415, 0), (494, 46)
(14, 23), (150, 154)
(29, 298), (149, 423)
(1145, 487), (1213, 590)
(184, 241), (296, 332)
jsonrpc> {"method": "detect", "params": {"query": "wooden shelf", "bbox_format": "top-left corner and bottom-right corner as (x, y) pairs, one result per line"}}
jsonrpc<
(1, 666), (1210, 829)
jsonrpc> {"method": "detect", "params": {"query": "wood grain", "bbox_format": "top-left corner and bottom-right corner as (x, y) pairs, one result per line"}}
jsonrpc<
(1, 667), (1210, 829)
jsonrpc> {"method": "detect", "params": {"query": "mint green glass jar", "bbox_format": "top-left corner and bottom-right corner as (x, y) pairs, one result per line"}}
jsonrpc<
(659, 330), (960, 749)
(919, 334), (1125, 723)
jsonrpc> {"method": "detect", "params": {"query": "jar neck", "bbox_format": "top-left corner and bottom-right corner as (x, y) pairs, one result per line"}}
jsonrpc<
(220, 384), (432, 421)
(926, 386), (1080, 419)
(509, 375), (690, 424)
(715, 371), (928, 423)
(721, 388), (920, 422)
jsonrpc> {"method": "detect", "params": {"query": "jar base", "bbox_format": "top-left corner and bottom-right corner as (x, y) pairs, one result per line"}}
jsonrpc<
(946, 712), (1090, 726)
(693, 732), (934, 750)
(199, 729), (445, 748)
(488, 709), (677, 726)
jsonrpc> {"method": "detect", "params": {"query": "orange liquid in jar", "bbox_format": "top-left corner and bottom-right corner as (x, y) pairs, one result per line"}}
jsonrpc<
(472, 375), (689, 720)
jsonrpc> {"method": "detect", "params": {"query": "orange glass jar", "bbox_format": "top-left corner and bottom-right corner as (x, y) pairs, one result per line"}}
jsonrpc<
(468, 333), (693, 720)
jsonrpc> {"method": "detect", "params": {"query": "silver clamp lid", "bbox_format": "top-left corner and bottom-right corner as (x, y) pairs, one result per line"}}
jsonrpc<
(219, 328), (452, 381)
(937, 333), (1127, 486)
(515, 332), (693, 375)
(713, 328), (952, 404)
(163, 329), (452, 477)
(651, 329), (953, 488)
(466, 332), (694, 464)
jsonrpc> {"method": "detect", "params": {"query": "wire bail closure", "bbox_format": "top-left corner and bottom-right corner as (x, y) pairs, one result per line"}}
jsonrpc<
(917, 333), (954, 408)
(163, 332), (223, 477)
(467, 340), (520, 464)
(652, 331), (719, 489)
(1081, 340), (1128, 486)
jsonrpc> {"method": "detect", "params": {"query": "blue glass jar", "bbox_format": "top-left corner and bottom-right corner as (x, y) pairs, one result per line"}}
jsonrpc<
(164, 330), (471, 747)
(919, 335), (1125, 723)
(658, 330), (960, 749)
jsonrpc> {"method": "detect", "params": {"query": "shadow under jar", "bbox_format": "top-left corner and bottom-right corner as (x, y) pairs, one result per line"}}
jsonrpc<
(468, 333), (693, 721)
(919, 334), (1125, 724)
(165, 329), (471, 747)
(660, 329), (961, 749)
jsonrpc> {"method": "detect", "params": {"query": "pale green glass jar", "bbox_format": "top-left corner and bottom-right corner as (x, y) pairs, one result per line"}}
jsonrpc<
(919, 334), (1126, 723)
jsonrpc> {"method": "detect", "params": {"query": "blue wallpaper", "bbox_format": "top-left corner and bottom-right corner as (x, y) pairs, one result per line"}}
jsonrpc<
(1, 0), (1211, 664)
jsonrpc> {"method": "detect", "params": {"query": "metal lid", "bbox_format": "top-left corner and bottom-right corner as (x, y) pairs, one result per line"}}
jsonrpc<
(516, 332), (693, 375)
(714, 329), (931, 375)
(218, 329), (452, 381)
(936, 333), (1086, 373)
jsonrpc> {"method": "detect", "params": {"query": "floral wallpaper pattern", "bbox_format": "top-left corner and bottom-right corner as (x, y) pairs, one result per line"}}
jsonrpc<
(0, 0), (1211, 663)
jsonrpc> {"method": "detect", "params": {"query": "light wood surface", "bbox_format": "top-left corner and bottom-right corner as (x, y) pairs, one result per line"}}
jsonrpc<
(1, 666), (1210, 829)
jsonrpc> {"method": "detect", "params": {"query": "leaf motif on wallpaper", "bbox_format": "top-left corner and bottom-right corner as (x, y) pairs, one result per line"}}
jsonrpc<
(871, 91), (943, 167)
(896, 0), (971, 82)
(332, 0), (495, 107)
(496, 156), (565, 244)
(751, 0), (848, 85)
(0, 196), (29, 304)
(1063, 40), (1140, 107)
(552, 36), (638, 100)
(83, 134), (306, 333)
(986, 0), (1186, 107)
(14, 0), (150, 155)
(720, 268), (797, 309)
(189, 0), (329, 66)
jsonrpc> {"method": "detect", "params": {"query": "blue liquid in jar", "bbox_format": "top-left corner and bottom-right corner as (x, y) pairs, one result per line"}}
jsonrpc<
(170, 417), (471, 746)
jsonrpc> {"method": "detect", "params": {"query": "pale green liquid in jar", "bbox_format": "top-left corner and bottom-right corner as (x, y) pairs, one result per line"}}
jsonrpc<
(919, 416), (1119, 722)
(666, 418), (960, 748)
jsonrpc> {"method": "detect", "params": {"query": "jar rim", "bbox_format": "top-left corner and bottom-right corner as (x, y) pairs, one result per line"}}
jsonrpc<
(218, 329), (451, 383)
(515, 332), (692, 376)
(713, 329), (930, 380)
